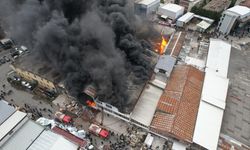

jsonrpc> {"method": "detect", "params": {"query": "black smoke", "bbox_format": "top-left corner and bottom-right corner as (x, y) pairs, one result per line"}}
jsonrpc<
(0, 0), (154, 113)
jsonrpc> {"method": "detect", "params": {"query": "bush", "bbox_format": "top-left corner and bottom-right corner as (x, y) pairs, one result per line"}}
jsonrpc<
(191, 6), (222, 22)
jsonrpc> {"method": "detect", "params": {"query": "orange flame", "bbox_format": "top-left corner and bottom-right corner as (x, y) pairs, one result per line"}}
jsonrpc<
(86, 100), (96, 107)
(159, 36), (167, 55)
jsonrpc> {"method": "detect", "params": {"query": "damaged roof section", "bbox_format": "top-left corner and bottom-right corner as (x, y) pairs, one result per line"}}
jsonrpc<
(150, 65), (204, 142)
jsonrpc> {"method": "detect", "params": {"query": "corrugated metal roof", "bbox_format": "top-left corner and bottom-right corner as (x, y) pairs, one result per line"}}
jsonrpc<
(150, 65), (204, 142)
(0, 100), (15, 125)
(52, 126), (87, 147)
(28, 129), (78, 150)
(155, 55), (176, 74)
(160, 4), (184, 13)
(177, 12), (194, 23)
(227, 5), (250, 19)
(206, 38), (231, 78)
(0, 111), (27, 141)
(131, 83), (163, 127)
(1, 120), (44, 150)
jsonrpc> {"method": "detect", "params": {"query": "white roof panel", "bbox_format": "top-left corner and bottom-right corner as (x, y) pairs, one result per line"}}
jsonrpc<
(0, 100), (15, 125)
(193, 101), (224, 150)
(28, 130), (78, 150)
(201, 72), (229, 109)
(177, 12), (194, 23)
(197, 20), (211, 30)
(131, 84), (163, 126)
(139, 0), (159, 5)
(0, 111), (27, 140)
(206, 38), (231, 78)
(227, 5), (250, 18)
(1, 120), (44, 150)
(160, 4), (184, 13)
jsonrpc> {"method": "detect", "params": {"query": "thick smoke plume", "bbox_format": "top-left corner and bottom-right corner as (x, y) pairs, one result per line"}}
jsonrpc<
(0, 0), (154, 112)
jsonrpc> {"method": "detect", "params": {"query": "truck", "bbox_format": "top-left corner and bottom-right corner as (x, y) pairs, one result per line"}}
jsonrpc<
(55, 111), (72, 124)
(88, 124), (109, 139)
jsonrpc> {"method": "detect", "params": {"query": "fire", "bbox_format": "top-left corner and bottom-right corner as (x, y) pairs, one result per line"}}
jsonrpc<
(159, 36), (167, 55)
(86, 100), (96, 107)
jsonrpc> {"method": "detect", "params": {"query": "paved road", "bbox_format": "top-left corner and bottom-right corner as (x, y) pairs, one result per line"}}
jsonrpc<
(0, 50), (56, 119)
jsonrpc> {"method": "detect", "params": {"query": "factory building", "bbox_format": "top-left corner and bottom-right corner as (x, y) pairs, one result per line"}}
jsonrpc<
(0, 99), (86, 150)
(218, 5), (250, 35)
(158, 4), (184, 20)
(134, 0), (160, 17)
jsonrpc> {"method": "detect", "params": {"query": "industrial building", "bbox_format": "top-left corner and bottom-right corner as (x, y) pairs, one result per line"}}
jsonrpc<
(134, 0), (160, 17)
(150, 65), (204, 143)
(165, 31), (186, 57)
(154, 55), (176, 77)
(218, 5), (250, 35)
(176, 12), (195, 27)
(0, 99), (87, 150)
(158, 4), (184, 20)
(10, 55), (62, 93)
(193, 38), (231, 150)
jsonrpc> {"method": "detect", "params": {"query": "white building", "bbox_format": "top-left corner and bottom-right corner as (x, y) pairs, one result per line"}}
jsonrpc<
(134, 0), (160, 16)
(205, 38), (231, 78)
(218, 5), (250, 35)
(193, 38), (231, 150)
(158, 4), (184, 20)
(176, 12), (194, 27)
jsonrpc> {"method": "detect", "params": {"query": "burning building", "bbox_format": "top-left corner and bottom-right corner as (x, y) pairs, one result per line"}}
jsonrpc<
(0, 0), (160, 113)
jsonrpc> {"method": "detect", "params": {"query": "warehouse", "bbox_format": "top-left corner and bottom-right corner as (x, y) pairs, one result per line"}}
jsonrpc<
(158, 4), (184, 20)
(193, 38), (231, 150)
(134, 0), (160, 16)
(0, 99), (86, 150)
(176, 12), (194, 27)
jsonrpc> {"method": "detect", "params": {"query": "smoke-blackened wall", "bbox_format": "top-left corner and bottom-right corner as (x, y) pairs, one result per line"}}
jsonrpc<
(0, 0), (154, 113)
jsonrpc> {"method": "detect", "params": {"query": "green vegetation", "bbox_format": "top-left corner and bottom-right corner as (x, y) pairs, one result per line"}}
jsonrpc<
(160, 0), (164, 3)
(191, 6), (222, 22)
(229, 0), (237, 7)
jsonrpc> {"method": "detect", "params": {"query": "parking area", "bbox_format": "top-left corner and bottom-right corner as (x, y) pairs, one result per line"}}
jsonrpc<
(0, 50), (56, 119)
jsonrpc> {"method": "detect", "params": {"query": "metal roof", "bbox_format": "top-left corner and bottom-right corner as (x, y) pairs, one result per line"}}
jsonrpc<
(197, 20), (211, 30)
(0, 100), (15, 125)
(131, 83), (163, 127)
(206, 38), (231, 78)
(155, 55), (176, 73)
(0, 111), (27, 141)
(52, 126), (87, 147)
(160, 4), (184, 13)
(1, 120), (44, 150)
(193, 53), (230, 150)
(177, 12), (194, 23)
(201, 72), (229, 109)
(227, 5), (250, 19)
(28, 129), (78, 150)
(139, 0), (160, 5)
(150, 65), (204, 142)
(193, 101), (224, 150)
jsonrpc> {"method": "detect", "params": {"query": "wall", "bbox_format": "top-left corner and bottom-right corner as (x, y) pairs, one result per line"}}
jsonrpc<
(11, 65), (57, 92)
